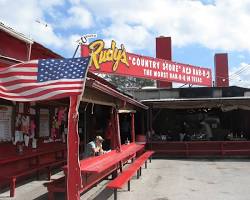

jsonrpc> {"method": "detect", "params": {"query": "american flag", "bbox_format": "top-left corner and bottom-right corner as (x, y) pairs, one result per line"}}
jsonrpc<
(0, 57), (90, 102)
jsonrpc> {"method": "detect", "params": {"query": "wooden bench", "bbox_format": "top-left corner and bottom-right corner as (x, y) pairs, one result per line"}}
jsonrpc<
(45, 162), (117, 200)
(44, 176), (66, 200)
(41, 159), (67, 181)
(0, 166), (39, 197)
(106, 151), (154, 200)
(0, 159), (66, 197)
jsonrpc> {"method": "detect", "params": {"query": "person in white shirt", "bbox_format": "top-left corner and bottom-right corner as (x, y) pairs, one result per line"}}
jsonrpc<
(85, 136), (105, 157)
(200, 121), (213, 140)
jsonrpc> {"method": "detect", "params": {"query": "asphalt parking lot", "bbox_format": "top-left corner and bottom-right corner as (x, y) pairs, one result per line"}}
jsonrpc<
(1, 158), (250, 200)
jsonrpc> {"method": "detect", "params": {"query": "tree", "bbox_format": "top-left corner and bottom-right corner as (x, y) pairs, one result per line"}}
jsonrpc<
(101, 74), (155, 89)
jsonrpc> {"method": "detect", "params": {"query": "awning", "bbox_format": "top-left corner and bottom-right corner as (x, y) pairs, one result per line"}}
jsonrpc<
(141, 96), (250, 109)
(85, 78), (148, 110)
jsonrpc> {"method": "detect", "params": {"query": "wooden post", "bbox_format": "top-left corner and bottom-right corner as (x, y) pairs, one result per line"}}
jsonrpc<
(115, 110), (121, 151)
(114, 189), (117, 200)
(67, 96), (82, 200)
(128, 180), (130, 191)
(10, 178), (16, 197)
(131, 113), (135, 142)
(141, 111), (145, 136)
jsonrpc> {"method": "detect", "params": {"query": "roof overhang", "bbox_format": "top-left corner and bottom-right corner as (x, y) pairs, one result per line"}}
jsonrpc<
(142, 97), (250, 109)
(0, 22), (34, 44)
(86, 78), (148, 110)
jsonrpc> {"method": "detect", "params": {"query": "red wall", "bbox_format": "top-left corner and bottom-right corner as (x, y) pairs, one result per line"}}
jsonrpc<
(156, 37), (172, 88)
(30, 43), (62, 60)
(0, 31), (29, 61)
(0, 29), (62, 69)
(214, 53), (229, 87)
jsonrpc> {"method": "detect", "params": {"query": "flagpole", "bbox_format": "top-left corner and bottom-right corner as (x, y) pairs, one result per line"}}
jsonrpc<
(72, 45), (80, 59)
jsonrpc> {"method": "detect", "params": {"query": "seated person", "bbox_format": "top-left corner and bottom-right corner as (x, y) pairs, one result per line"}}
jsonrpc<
(85, 136), (105, 157)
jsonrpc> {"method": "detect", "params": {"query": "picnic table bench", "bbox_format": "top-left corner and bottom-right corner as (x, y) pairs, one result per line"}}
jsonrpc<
(106, 151), (154, 200)
(44, 143), (145, 199)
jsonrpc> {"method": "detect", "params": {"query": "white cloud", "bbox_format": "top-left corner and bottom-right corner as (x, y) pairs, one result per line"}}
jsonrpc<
(38, 0), (65, 9)
(1, 0), (250, 67)
(68, 0), (81, 5)
(229, 63), (250, 88)
(0, 0), (63, 48)
(0, 0), (94, 53)
(60, 6), (93, 29)
(102, 23), (153, 53)
(63, 34), (83, 57)
(84, 0), (250, 53)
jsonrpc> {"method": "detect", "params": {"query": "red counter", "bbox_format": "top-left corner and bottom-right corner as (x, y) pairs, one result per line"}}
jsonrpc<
(147, 141), (250, 157)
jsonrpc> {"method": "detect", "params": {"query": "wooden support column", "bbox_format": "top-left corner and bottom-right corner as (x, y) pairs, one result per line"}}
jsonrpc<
(141, 111), (145, 135)
(67, 96), (82, 200)
(115, 110), (121, 151)
(83, 104), (88, 155)
(128, 180), (131, 191)
(131, 113), (135, 142)
(149, 107), (153, 131)
(110, 108), (116, 149)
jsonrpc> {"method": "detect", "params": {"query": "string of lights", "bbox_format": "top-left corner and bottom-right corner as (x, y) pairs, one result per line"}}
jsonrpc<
(216, 63), (250, 82)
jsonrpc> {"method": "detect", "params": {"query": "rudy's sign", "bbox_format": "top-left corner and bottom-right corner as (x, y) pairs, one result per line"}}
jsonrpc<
(82, 40), (212, 86)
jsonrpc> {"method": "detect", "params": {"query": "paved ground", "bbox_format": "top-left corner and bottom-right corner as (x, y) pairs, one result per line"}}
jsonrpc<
(1, 159), (250, 200)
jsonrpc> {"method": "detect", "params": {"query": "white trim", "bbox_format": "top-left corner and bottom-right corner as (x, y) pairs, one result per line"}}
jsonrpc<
(0, 55), (23, 63)
(0, 23), (33, 44)
(118, 109), (136, 113)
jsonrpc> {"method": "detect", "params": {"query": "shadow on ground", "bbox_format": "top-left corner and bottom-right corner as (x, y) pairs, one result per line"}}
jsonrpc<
(86, 188), (113, 200)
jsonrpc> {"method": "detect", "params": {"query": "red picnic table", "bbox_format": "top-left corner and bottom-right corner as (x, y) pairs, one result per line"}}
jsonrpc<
(80, 143), (145, 174)
(46, 143), (145, 198)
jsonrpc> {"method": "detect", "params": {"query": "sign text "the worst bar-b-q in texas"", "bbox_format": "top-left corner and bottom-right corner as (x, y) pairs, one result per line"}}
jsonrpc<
(82, 40), (212, 86)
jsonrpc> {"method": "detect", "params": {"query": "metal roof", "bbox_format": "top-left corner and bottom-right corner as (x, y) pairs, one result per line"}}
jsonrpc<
(141, 96), (250, 109)
(0, 22), (33, 44)
(141, 96), (250, 102)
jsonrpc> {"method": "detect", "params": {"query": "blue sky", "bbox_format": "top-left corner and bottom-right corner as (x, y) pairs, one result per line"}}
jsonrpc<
(1, 0), (250, 87)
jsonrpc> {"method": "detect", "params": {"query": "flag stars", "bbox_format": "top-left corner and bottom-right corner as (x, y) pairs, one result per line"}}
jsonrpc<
(38, 57), (90, 82)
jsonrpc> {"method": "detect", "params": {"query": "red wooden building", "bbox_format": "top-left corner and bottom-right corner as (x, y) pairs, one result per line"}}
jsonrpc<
(0, 22), (148, 199)
(2, 21), (248, 200)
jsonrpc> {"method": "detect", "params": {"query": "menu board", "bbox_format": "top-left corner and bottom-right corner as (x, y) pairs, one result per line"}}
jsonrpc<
(39, 109), (50, 137)
(0, 106), (13, 142)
